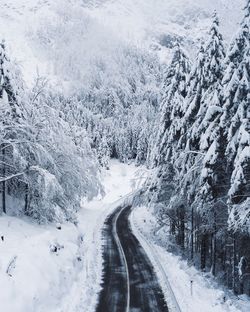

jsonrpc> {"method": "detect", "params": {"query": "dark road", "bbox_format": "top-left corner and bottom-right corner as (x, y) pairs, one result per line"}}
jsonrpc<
(96, 205), (168, 312)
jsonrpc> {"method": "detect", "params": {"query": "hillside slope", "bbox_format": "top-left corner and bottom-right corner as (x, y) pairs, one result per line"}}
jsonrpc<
(0, 0), (244, 86)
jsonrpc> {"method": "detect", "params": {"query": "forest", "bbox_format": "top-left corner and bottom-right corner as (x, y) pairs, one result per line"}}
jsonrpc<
(0, 0), (249, 300)
(147, 3), (250, 295)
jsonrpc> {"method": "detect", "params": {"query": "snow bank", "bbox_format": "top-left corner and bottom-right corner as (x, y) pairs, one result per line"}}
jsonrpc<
(0, 160), (146, 312)
(0, 217), (81, 312)
(131, 206), (250, 312)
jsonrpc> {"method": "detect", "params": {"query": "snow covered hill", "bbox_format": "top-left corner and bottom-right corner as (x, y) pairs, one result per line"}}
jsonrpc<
(0, 0), (244, 86)
(0, 161), (146, 312)
(85, 0), (243, 44)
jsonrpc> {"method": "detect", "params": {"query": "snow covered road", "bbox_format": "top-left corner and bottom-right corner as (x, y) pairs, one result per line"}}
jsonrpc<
(96, 205), (168, 312)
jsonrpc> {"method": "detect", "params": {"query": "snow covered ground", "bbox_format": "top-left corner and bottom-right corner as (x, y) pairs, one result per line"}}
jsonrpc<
(131, 206), (250, 312)
(1, 161), (249, 312)
(0, 160), (146, 312)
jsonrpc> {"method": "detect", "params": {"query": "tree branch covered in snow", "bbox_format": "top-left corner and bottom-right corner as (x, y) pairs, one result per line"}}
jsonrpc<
(146, 3), (250, 295)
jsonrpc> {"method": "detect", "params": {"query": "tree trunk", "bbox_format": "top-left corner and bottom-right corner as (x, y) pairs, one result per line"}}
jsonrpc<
(201, 234), (208, 271)
(211, 233), (217, 276)
(24, 183), (29, 215)
(181, 219), (185, 249)
(232, 233), (237, 294)
(211, 208), (217, 276)
(2, 145), (6, 214)
(191, 205), (194, 260)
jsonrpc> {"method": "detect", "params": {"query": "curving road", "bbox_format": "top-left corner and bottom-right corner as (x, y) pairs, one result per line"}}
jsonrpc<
(96, 205), (168, 312)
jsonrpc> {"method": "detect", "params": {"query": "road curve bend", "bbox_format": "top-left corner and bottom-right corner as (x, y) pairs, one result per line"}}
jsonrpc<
(96, 205), (168, 312)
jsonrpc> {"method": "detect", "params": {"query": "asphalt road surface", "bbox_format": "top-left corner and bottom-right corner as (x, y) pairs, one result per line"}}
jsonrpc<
(96, 205), (168, 312)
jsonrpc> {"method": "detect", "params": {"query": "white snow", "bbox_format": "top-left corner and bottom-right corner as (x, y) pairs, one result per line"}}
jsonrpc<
(131, 205), (250, 312)
(0, 0), (244, 87)
(0, 160), (146, 312)
(0, 1), (249, 311)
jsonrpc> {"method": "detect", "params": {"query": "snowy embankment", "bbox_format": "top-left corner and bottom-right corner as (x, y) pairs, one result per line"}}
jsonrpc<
(131, 206), (250, 312)
(0, 160), (145, 312)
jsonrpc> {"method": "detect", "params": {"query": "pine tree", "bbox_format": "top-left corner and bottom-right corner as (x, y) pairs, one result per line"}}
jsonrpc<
(197, 12), (226, 201)
(221, 0), (250, 162)
(176, 43), (208, 204)
(182, 12), (225, 149)
(178, 13), (225, 196)
(181, 44), (207, 138)
(153, 43), (191, 166)
(224, 1), (250, 232)
(193, 12), (225, 147)
(175, 14), (227, 272)
(148, 44), (191, 247)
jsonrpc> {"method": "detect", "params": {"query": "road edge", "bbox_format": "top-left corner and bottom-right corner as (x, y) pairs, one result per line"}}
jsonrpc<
(130, 207), (182, 312)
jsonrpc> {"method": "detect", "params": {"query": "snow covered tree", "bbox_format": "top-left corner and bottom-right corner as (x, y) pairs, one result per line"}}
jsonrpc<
(221, 1), (250, 163)
(57, 44), (162, 167)
(96, 130), (111, 169)
(136, 128), (148, 165)
(187, 14), (227, 273)
(175, 43), (209, 210)
(148, 44), (191, 248)
(0, 40), (28, 214)
(181, 44), (207, 138)
(176, 13), (225, 205)
(195, 12), (227, 205)
(196, 4), (250, 280)
(182, 11), (225, 153)
(150, 13), (229, 273)
(0, 41), (24, 121)
(21, 87), (102, 223)
(192, 12), (225, 147)
(153, 43), (191, 167)
(228, 118), (250, 231)
(224, 1), (250, 233)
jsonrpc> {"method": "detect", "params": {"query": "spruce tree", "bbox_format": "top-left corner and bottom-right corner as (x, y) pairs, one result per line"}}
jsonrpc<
(197, 12), (226, 202)
(224, 1), (250, 231)
(176, 13), (226, 272)
(149, 44), (191, 245)
(181, 43), (207, 139)
(193, 12), (225, 147)
(178, 13), (225, 197)
(221, 0), (250, 160)
(153, 43), (191, 167)
(176, 43), (208, 203)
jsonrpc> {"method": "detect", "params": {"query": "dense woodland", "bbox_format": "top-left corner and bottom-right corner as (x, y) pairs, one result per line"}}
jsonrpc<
(0, 38), (161, 221)
(148, 2), (250, 296)
(0, 42), (102, 222)
(0, 0), (249, 297)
